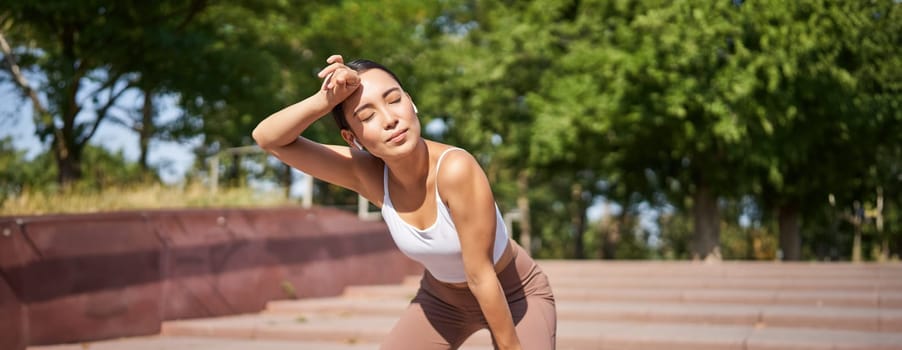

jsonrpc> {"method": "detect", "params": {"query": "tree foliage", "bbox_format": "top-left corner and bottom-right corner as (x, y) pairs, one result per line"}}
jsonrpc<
(2, 0), (899, 260)
(1, 1), (212, 184)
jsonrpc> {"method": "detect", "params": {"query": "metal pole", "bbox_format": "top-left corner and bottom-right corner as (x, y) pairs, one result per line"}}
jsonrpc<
(208, 156), (219, 194)
(358, 194), (368, 218)
(302, 174), (314, 208)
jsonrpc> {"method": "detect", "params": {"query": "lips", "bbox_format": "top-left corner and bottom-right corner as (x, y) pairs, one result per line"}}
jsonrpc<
(386, 129), (408, 143)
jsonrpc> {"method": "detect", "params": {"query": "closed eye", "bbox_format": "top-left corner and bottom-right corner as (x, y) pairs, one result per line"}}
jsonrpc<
(386, 90), (402, 104)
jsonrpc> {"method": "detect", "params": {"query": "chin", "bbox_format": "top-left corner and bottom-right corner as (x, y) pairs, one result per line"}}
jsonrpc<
(381, 136), (421, 159)
(396, 136), (420, 152)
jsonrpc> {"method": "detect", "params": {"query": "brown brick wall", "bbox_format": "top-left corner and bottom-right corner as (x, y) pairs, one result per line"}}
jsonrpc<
(0, 207), (421, 349)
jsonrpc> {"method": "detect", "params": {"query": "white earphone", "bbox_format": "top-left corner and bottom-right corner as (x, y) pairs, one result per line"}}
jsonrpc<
(353, 139), (364, 150)
(413, 104), (419, 114)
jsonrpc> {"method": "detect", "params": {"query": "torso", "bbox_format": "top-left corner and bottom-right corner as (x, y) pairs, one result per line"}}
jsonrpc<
(383, 142), (448, 230)
(441, 240), (515, 288)
(375, 140), (512, 284)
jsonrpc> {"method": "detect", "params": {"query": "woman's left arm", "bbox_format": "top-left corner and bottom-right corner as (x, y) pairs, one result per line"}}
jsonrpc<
(439, 151), (521, 350)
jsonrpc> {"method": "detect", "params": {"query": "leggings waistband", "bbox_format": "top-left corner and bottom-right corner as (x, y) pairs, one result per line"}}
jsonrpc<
(420, 243), (544, 303)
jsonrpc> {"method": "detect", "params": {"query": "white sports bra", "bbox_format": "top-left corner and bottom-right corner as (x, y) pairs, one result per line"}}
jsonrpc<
(380, 148), (509, 283)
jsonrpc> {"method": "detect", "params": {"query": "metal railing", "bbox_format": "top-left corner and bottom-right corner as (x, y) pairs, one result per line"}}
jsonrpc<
(207, 146), (381, 220)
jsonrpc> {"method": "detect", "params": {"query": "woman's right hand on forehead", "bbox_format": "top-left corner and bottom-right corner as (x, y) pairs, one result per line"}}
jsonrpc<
(317, 55), (360, 104)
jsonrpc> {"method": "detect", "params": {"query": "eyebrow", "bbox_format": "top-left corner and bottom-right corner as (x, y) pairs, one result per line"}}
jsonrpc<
(353, 87), (402, 117)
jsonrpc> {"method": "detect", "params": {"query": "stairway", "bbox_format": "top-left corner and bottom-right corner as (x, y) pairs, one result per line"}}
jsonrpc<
(31, 261), (902, 350)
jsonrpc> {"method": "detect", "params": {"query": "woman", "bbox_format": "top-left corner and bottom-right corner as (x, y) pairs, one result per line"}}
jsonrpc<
(252, 55), (556, 350)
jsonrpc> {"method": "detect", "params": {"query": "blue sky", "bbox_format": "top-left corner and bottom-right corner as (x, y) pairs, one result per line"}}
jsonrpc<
(0, 82), (196, 184)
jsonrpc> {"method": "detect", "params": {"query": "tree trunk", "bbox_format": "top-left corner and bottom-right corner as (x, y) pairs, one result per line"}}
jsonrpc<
(516, 170), (532, 255)
(57, 26), (87, 187)
(692, 182), (721, 260)
(599, 202), (620, 259)
(139, 86), (154, 173)
(777, 202), (802, 261)
(227, 153), (244, 187)
(282, 163), (293, 199)
(2, 30), (84, 187)
(570, 183), (587, 259)
(876, 187), (887, 262)
(54, 138), (81, 187)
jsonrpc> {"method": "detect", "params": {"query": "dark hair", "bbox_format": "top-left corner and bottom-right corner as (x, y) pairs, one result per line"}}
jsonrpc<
(331, 59), (404, 130)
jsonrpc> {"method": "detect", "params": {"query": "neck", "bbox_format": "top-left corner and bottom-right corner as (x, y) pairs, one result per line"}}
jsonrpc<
(384, 138), (430, 189)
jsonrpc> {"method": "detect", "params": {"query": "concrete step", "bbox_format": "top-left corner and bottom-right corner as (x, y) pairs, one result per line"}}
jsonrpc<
(26, 336), (391, 350)
(340, 282), (902, 308)
(537, 261), (902, 277)
(558, 287), (902, 308)
(401, 269), (902, 292)
(559, 287), (902, 308)
(28, 261), (902, 350)
(547, 275), (902, 292)
(160, 312), (902, 350)
(160, 313), (494, 347)
(265, 298), (902, 332)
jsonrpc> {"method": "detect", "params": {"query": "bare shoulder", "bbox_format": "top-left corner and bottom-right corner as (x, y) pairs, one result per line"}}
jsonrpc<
(432, 144), (495, 224)
(434, 145), (486, 194)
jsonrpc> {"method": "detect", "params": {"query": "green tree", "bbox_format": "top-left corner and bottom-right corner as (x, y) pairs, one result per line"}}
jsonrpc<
(528, 0), (753, 260)
(0, 136), (147, 206)
(732, 0), (901, 260)
(1, 1), (309, 187)
(0, 137), (54, 202)
(417, 0), (600, 256)
(0, 1), (211, 185)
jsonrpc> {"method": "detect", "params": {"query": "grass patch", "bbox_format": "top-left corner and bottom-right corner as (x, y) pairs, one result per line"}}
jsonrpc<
(1, 183), (297, 216)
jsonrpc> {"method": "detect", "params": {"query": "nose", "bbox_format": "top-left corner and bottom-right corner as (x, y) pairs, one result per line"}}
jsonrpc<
(382, 111), (399, 130)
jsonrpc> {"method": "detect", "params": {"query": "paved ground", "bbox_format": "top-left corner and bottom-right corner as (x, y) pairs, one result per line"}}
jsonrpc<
(29, 260), (902, 350)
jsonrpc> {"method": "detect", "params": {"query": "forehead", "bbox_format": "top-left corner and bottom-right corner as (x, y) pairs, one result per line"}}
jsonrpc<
(343, 69), (402, 112)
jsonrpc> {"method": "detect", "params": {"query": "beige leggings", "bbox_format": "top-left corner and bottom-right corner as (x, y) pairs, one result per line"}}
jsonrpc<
(380, 243), (557, 350)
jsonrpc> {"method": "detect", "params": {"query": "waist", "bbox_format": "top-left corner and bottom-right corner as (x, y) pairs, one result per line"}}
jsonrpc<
(433, 238), (518, 289)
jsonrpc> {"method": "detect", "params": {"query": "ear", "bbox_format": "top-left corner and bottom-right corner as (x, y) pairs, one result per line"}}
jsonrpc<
(340, 129), (363, 151)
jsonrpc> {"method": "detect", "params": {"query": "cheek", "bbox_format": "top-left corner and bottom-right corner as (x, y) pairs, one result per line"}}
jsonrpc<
(356, 123), (382, 143)
(395, 104), (418, 123)
(407, 112), (421, 128)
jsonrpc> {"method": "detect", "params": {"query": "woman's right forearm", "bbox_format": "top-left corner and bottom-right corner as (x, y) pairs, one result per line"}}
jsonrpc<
(252, 91), (332, 149)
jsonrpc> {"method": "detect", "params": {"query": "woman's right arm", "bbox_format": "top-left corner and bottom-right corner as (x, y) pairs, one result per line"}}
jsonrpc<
(251, 55), (378, 201)
(252, 88), (333, 149)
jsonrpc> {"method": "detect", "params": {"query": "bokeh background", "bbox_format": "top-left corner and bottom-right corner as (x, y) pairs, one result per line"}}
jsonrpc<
(2, 0), (900, 262)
